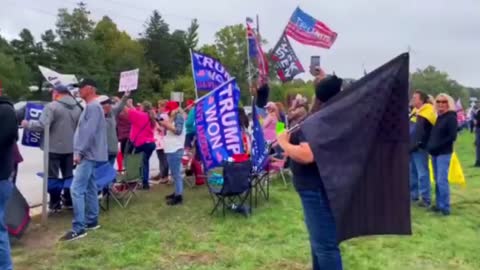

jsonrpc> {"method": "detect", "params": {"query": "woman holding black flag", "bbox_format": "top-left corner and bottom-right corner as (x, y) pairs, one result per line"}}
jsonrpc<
(277, 71), (344, 270)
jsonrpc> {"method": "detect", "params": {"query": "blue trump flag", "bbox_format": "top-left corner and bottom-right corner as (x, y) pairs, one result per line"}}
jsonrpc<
(191, 50), (232, 93)
(195, 78), (244, 171)
(251, 101), (269, 173)
(22, 102), (44, 147)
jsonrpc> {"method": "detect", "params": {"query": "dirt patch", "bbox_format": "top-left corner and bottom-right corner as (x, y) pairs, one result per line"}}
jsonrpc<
(12, 213), (70, 251)
(176, 251), (219, 265)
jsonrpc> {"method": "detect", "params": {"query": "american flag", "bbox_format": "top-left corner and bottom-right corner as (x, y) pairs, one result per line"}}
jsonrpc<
(246, 17), (269, 83)
(285, 7), (337, 49)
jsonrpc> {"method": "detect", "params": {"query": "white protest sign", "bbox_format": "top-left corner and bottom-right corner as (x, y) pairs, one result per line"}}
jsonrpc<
(171, 92), (184, 103)
(118, 68), (139, 92)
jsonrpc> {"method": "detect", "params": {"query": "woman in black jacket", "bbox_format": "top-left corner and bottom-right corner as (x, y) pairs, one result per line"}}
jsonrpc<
(427, 93), (458, 216)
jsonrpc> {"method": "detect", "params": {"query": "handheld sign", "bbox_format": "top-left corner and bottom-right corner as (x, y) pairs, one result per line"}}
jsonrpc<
(22, 103), (44, 147)
(118, 69), (139, 92)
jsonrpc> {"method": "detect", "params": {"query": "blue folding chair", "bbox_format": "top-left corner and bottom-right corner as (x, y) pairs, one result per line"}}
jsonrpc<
(37, 162), (117, 211)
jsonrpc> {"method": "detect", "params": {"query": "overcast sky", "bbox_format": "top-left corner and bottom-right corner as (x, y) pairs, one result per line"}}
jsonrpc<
(1, 0), (479, 87)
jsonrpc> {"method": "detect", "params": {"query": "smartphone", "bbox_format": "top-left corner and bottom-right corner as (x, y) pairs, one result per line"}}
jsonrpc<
(310, 56), (321, 75)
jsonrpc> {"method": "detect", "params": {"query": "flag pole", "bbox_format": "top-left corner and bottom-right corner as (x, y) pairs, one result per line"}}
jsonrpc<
(190, 49), (199, 99)
(245, 18), (253, 92)
(41, 122), (50, 224)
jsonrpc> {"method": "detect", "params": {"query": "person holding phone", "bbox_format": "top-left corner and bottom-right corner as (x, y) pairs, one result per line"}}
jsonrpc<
(159, 101), (186, 206)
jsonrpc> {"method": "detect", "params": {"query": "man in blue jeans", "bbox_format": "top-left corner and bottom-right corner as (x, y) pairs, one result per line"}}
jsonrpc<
(60, 79), (108, 241)
(0, 94), (18, 269)
(410, 90), (436, 207)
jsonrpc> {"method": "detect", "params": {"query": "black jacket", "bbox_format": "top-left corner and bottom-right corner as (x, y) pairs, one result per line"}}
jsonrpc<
(427, 111), (457, 156)
(0, 97), (18, 180)
(410, 115), (433, 152)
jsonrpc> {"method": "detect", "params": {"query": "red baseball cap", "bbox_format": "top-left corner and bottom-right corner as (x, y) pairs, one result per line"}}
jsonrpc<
(186, 99), (195, 108)
(164, 101), (179, 113)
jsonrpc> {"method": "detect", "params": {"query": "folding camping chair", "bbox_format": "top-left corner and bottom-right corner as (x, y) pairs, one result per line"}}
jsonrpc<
(37, 162), (116, 212)
(111, 152), (143, 208)
(207, 160), (253, 217)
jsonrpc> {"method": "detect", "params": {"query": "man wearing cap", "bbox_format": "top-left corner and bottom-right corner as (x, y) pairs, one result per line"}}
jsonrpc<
(21, 84), (82, 212)
(97, 92), (130, 165)
(60, 79), (107, 241)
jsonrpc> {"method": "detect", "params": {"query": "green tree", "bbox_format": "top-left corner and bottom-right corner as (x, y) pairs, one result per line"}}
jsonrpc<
(0, 52), (31, 99)
(55, 2), (94, 41)
(185, 19), (199, 49)
(10, 29), (50, 92)
(141, 10), (190, 85)
(213, 24), (250, 102)
(92, 16), (160, 96)
(411, 66), (469, 102)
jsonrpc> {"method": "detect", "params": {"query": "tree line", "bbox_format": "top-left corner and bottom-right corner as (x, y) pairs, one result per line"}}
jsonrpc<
(0, 2), (478, 106)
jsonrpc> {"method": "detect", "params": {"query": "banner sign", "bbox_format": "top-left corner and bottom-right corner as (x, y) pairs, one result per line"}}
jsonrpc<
(195, 78), (244, 170)
(285, 7), (338, 49)
(38, 66), (78, 90)
(191, 51), (231, 92)
(118, 68), (139, 92)
(271, 34), (305, 82)
(21, 103), (44, 147)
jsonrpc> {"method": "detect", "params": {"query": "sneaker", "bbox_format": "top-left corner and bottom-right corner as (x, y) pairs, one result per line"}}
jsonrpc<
(167, 195), (183, 206)
(429, 206), (440, 212)
(59, 230), (87, 242)
(165, 193), (175, 200)
(142, 184), (150, 190)
(86, 223), (101, 231)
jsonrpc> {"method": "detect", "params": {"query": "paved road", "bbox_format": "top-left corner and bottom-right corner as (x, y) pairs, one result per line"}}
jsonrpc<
(16, 129), (161, 207)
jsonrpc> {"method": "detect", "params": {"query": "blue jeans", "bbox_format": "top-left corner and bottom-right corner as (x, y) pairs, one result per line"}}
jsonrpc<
(71, 160), (99, 233)
(108, 154), (117, 167)
(0, 180), (13, 270)
(167, 149), (184, 195)
(410, 150), (431, 204)
(298, 190), (343, 270)
(432, 154), (452, 214)
(134, 143), (156, 187)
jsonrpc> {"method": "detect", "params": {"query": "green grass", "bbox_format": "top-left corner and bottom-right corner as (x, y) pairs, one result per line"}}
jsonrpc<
(12, 133), (480, 270)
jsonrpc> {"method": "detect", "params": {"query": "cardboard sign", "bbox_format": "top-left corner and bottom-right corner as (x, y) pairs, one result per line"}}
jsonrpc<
(118, 69), (139, 92)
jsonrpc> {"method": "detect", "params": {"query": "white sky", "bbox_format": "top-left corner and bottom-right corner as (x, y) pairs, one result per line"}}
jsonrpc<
(1, 0), (479, 87)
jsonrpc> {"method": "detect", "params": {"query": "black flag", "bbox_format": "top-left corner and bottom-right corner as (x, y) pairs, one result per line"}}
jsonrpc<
(271, 34), (305, 82)
(301, 53), (411, 243)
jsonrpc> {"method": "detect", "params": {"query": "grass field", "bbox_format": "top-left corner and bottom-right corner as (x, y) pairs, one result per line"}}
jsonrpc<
(11, 133), (480, 270)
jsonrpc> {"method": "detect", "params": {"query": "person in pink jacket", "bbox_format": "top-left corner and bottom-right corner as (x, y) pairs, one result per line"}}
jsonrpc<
(128, 101), (156, 190)
(263, 102), (279, 143)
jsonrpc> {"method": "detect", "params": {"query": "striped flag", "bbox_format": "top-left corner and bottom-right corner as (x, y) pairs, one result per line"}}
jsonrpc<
(285, 7), (337, 49)
(246, 17), (269, 83)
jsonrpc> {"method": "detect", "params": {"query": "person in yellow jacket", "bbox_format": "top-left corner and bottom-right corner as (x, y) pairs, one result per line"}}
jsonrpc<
(426, 94), (458, 216)
(410, 90), (436, 207)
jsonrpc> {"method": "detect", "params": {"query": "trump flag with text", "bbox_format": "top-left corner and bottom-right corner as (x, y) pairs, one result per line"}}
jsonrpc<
(191, 50), (232, 93)
(22, 103), (44, 147)
(285, 7), (337, 49)
(271, 34), (305, 82)
(195, 78), (244, 170)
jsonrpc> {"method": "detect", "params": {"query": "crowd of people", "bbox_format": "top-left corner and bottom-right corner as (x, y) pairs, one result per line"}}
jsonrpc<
(409, 90), (459, 216)
(0, 65), (474, 270)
